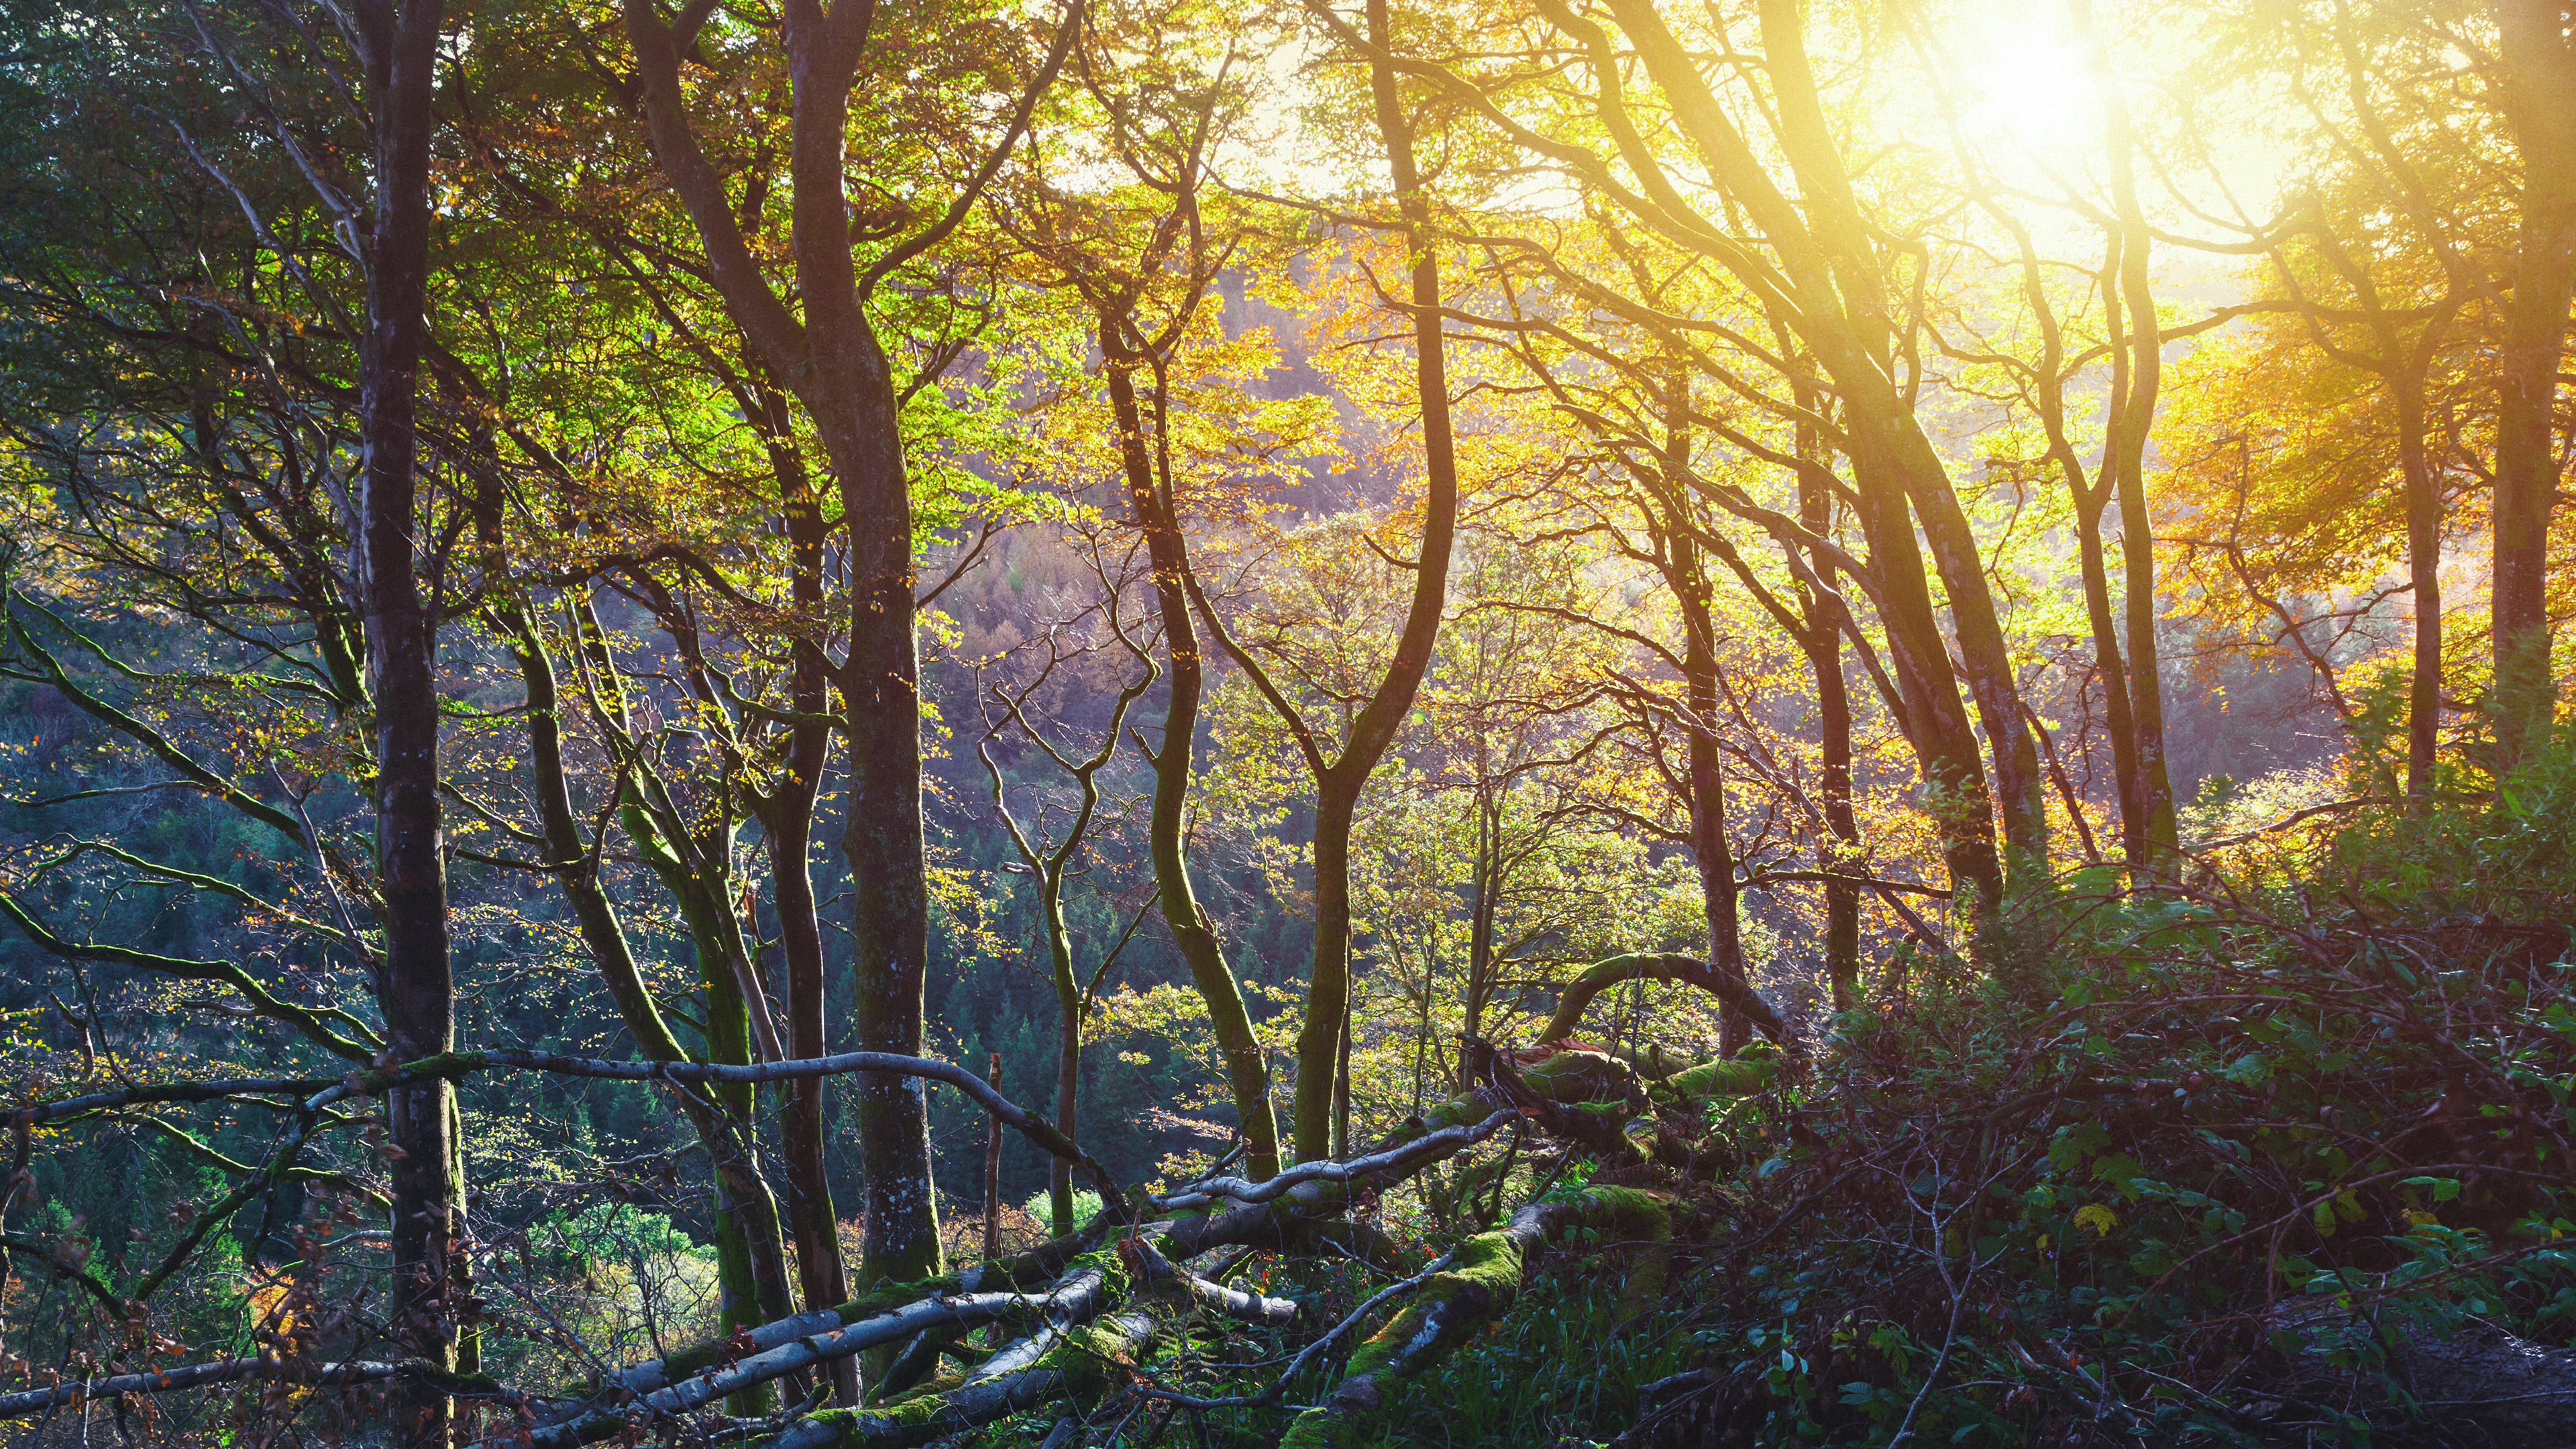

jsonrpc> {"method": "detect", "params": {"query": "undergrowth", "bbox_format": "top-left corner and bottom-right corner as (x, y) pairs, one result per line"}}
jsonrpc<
(961, 745), (2576, 1446)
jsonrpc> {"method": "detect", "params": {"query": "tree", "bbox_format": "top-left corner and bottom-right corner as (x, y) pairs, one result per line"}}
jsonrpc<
(1196, 0), (1465, 1161)
(994, 9), (1302, 1175)
(972, 541), (1157, 1234)
(612, 0), (1077, 1279)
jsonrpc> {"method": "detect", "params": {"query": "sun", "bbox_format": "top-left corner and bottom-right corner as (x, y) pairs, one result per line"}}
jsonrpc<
(1949, 2), (2108, 170)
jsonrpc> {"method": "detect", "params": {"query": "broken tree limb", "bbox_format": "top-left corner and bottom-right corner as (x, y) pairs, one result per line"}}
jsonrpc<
(16, 1048), (1120, 1200)
(1126, 1239), (1299, 1327)
(518, 1285), (1084, 1448)
(586, 1234), (1107, 1397)
(1149, 1109), (1522, 1210)
(0, 1356), (506, 1420)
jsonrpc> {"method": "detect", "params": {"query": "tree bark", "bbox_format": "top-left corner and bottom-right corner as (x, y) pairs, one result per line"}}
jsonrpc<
(352, 2), (455, 1442)
(2489, 0), (2576, 767)
(1796, 445), (1862, 1011)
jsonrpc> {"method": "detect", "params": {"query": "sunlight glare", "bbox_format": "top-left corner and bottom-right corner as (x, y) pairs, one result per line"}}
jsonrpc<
(1951, 1), (2104, 171)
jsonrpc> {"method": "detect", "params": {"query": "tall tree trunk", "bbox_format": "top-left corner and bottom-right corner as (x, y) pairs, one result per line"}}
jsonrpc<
(749, 390), (853, 1360)
(1279, 0), (1462, 1163)
(1752, 0), (2044, 883)
(812, 204), (941, 1300)
(354, 3), (455, 1444)
(622, 0), (957, 1286)
(832, 362), (939, 1282)
(1104, 334), (1282, 1179)
(2085, 11), (2178, 865)
(2490, 0), (2576, 767)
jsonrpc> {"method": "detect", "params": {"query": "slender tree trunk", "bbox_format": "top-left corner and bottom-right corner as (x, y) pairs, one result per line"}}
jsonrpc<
(1462, 790), (1498, 1053)
(757, 423), (853, 1375)
(621, 0), (947, 1285)
(1596, 0), (2014, 907)
(488, 576), (802, 1407)
(1841, 421), (2007, 911)
(1104, 337), (1281, 1179)
(1683, 624), (1748, 1056)
(1748, 0), (2042, 885)
(2396, 377), (2444, 801)
(1661, 384), (1755, 1052)
(1332, 988), (1354, 1159)
(1301, 788), (1361, 1161)
(644, 824), (796, 1407)
(353, 4), (454, 1442)
(980, 1052), (1003, 1261)
(2071, 482), (2145, 853)
(1043, 877), (1081, 1236)
(2491, 0), (2576, 767)
(1888, 425), (2051, 877)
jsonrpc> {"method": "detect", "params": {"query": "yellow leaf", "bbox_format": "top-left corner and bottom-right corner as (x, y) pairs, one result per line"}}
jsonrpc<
(2074, 1203), (2118, 1237)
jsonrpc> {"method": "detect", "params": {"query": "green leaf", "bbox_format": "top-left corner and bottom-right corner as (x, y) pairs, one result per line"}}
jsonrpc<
(2401, 1175), (2464, 1203)
(2090, 1153), (2146, 1199)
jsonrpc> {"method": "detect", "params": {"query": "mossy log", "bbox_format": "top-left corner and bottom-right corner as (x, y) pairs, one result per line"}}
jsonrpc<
(763, 1308), (1165, 1448)
(1276, 1187), (1675, 1449)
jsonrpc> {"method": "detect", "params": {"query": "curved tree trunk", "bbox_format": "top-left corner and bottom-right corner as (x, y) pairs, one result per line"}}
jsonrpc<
(1279, 0), (1463, 1165)
(1104, 332), (1283, 1180)
(492, 596), (800, 1406)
